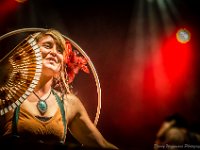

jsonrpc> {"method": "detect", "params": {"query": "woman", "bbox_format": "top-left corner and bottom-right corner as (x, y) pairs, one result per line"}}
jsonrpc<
(0, 29), (118, 149)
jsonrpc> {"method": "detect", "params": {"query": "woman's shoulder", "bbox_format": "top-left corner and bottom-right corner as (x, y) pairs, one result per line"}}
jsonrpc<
(52, 89), (80, 104)
(66, 93), (83, 109)
(63, 93), (83, 120)
(66, 93), (79, 101)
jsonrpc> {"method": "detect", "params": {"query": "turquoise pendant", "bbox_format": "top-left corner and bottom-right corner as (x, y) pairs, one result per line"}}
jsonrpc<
(37, 100), (48, 114)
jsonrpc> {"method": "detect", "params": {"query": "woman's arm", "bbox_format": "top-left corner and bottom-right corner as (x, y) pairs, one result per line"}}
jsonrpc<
(66, 94), (118, 149)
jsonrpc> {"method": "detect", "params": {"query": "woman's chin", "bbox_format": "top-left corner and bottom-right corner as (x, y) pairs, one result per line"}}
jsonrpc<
(43, 65), (60, 74)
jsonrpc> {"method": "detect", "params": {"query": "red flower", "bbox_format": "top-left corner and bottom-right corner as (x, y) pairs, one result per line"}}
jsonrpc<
(65, 41), (90, 84)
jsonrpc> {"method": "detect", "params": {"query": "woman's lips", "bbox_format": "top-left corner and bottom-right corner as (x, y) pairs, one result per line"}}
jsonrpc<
(47, 57), (57, 63)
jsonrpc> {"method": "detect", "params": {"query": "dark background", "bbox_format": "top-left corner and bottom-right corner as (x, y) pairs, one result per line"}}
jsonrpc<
(1, 0), (200, 149)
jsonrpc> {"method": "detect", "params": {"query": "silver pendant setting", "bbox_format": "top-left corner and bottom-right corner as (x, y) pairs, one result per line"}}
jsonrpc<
(33, 90), (51, 114)
(37, 100), (48, 114)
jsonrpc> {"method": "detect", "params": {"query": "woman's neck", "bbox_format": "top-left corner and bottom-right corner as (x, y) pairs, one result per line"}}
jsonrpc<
(34, 75), (53, 94)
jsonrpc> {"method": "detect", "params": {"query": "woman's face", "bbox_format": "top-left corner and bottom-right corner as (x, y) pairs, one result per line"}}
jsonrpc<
(37, 35), (63, 76)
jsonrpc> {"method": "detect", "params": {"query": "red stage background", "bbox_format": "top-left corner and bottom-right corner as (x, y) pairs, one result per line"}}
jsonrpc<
(1, 0), (200, 149)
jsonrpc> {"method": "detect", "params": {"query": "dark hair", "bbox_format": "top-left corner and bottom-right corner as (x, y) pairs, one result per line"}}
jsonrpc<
(165, 113), (188, 128)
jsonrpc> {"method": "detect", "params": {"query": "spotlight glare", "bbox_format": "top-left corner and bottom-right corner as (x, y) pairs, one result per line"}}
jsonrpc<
(176, 28), (191, 44)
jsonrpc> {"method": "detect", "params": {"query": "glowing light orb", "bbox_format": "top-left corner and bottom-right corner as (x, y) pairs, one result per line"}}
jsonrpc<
(176, 28), (191, 44)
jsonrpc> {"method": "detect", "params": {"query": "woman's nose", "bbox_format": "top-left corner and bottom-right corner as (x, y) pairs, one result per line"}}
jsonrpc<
(50, 46), (58, 55)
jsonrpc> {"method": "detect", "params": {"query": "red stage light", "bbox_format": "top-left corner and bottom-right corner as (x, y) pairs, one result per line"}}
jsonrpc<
(0, 0), (19, 21)
(161, 28), (193, 99)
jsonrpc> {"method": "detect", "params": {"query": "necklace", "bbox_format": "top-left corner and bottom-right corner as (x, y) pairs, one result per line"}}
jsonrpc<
(33, 90), (52, 114)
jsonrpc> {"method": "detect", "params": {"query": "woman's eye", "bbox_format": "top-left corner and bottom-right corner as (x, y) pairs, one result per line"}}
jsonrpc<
(42, 42), (52, 49)
(57, 49), (63, 53)
(43, 44), (51, 49)
(56, 45), (63, 53)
